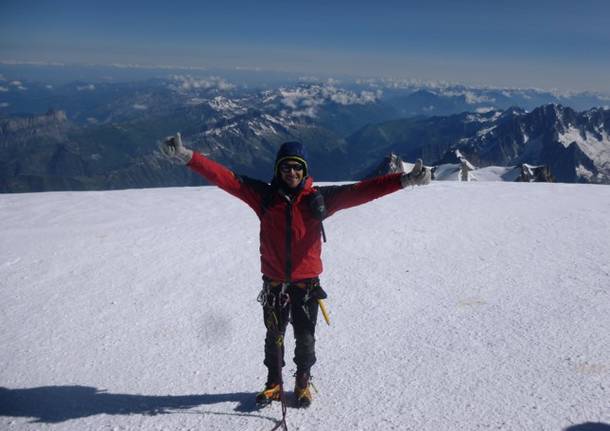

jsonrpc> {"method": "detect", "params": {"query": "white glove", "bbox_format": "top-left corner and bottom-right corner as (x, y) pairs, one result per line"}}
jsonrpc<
(160, 132), (193, 164)
(401, 159), (431, 187)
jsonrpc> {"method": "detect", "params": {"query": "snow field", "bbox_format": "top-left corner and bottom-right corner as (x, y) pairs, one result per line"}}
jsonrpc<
(1, 181), (609, 430)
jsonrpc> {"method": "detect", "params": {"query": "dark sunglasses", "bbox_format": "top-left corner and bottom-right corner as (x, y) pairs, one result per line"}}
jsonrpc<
(279, 162), (304, 173)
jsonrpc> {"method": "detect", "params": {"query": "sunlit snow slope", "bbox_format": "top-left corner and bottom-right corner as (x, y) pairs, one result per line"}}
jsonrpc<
(1, 182), (609, 430)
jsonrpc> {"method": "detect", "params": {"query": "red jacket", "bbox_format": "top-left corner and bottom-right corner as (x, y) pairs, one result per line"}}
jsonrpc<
(188, 151), (403, 281)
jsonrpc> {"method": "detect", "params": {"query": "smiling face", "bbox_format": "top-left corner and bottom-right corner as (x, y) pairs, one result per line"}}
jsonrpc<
(279, 160), (305, 188)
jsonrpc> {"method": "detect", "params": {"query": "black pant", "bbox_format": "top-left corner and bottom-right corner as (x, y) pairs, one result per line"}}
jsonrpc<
(262, 283), (320, 384)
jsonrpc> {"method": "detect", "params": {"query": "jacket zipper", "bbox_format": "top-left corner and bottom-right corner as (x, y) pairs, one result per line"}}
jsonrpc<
(285, 199), (293, 282)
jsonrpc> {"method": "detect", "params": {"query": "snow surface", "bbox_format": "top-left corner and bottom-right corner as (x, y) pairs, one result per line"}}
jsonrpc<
(433, 163), (461, 181)
(465, 111), (502, 123)
(1, 182), (609, 431)
(477, 126), (497, 138)
(558, 126), (610, 171)
(470, 166), (521, 182)
(433, 162), (536, 183)
(208, 96), (246, 115)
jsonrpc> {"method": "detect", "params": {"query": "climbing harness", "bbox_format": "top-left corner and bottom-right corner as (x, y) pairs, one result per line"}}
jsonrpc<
(257, 278), (329, 429)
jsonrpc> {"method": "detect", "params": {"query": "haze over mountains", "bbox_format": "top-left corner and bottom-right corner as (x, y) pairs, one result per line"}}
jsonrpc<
(1, 66), (609, 192)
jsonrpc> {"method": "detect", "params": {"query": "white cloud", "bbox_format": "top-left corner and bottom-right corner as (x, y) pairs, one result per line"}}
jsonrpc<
(355, 78), (588, 101)
(0, 102), (9, 108)
(363, 77), (452, 91)
(464, 91), (495, 104)
(187, 97), (206, 105)
(45, 84), (54, 90)
(234, 66), (262, 71)
(476, 107), (496, 113)
(110, 63), (208, 71)
(279, 88), (319, 110)
(77, 84), (96, 91)
(278, 84), (382, 118)
(0, 59), (65, 67)
(330, 89), (381, 105)
(10, 81), (28, 91)
(291, 107), (318, 118)
(169, 75), (235, 92)
(297, 76), (321, 83)
(133, 104), (148, 110)
(432, 88), (497, 104)
(328, 92), (356, 105)
(355, 78), (380, 88)
(0, 86), (8, 92)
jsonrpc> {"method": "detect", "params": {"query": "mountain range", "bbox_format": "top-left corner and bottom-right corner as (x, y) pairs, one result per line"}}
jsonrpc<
(348, 105), (610, 184)
(1, 74), (609, 192)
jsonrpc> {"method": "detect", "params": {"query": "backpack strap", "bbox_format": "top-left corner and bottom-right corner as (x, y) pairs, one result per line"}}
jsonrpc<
(235, 174), (274, 219)
(309, 187), (327, 243)
(261, 187), (275, 217)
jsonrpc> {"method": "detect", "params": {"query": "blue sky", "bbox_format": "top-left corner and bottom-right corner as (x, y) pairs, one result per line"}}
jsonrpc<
(1, 0), (609, 92)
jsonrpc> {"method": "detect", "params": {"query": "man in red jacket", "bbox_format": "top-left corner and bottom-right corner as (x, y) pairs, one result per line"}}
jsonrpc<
(161, 133), (430, 408)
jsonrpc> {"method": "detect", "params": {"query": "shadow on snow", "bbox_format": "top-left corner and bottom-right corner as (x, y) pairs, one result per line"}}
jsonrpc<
(0, 385), (276, 424)
(564, 424), (610, 431)
(3, 385), (608, 429)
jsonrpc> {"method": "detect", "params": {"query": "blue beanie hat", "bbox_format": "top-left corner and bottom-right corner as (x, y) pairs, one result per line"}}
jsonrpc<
(274, 141), (309, 177)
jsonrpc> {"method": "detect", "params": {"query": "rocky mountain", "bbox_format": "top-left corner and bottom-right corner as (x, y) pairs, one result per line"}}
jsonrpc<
(359, 152), (406, 180)
(363, 149), (554, 183)
(0, 93), (352, 192)
(346, 105), (610, 184)
(0, 105), (223, 192)
(1, 108), (69, 137)
(188, 97), (351, 180)
(345, 111), (484, 173)
(447, 105), (610, 183)
(515, 164), (554, 182)
(1, 71), (610, 191)
(0, 109), (82, 192)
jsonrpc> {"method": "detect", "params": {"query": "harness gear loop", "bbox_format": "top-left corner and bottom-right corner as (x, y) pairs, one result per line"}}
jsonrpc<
(263, 277), (328, 326)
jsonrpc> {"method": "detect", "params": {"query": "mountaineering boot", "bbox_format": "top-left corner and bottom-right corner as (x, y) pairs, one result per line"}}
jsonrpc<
(256, 382), (281, 407)
(295, 371), (313, 408)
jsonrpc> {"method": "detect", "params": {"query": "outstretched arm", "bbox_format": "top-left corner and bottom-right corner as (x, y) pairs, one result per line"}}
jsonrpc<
(160, 133), (265, 214)
(320, 160), (430, 217)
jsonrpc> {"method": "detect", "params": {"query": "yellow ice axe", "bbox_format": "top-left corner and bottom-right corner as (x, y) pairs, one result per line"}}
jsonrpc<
(317, 299), (330, 325)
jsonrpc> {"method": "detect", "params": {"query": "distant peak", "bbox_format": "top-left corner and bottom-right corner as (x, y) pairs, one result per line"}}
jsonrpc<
(45, 109), (67, 122)
(500, 106), (525, 117)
